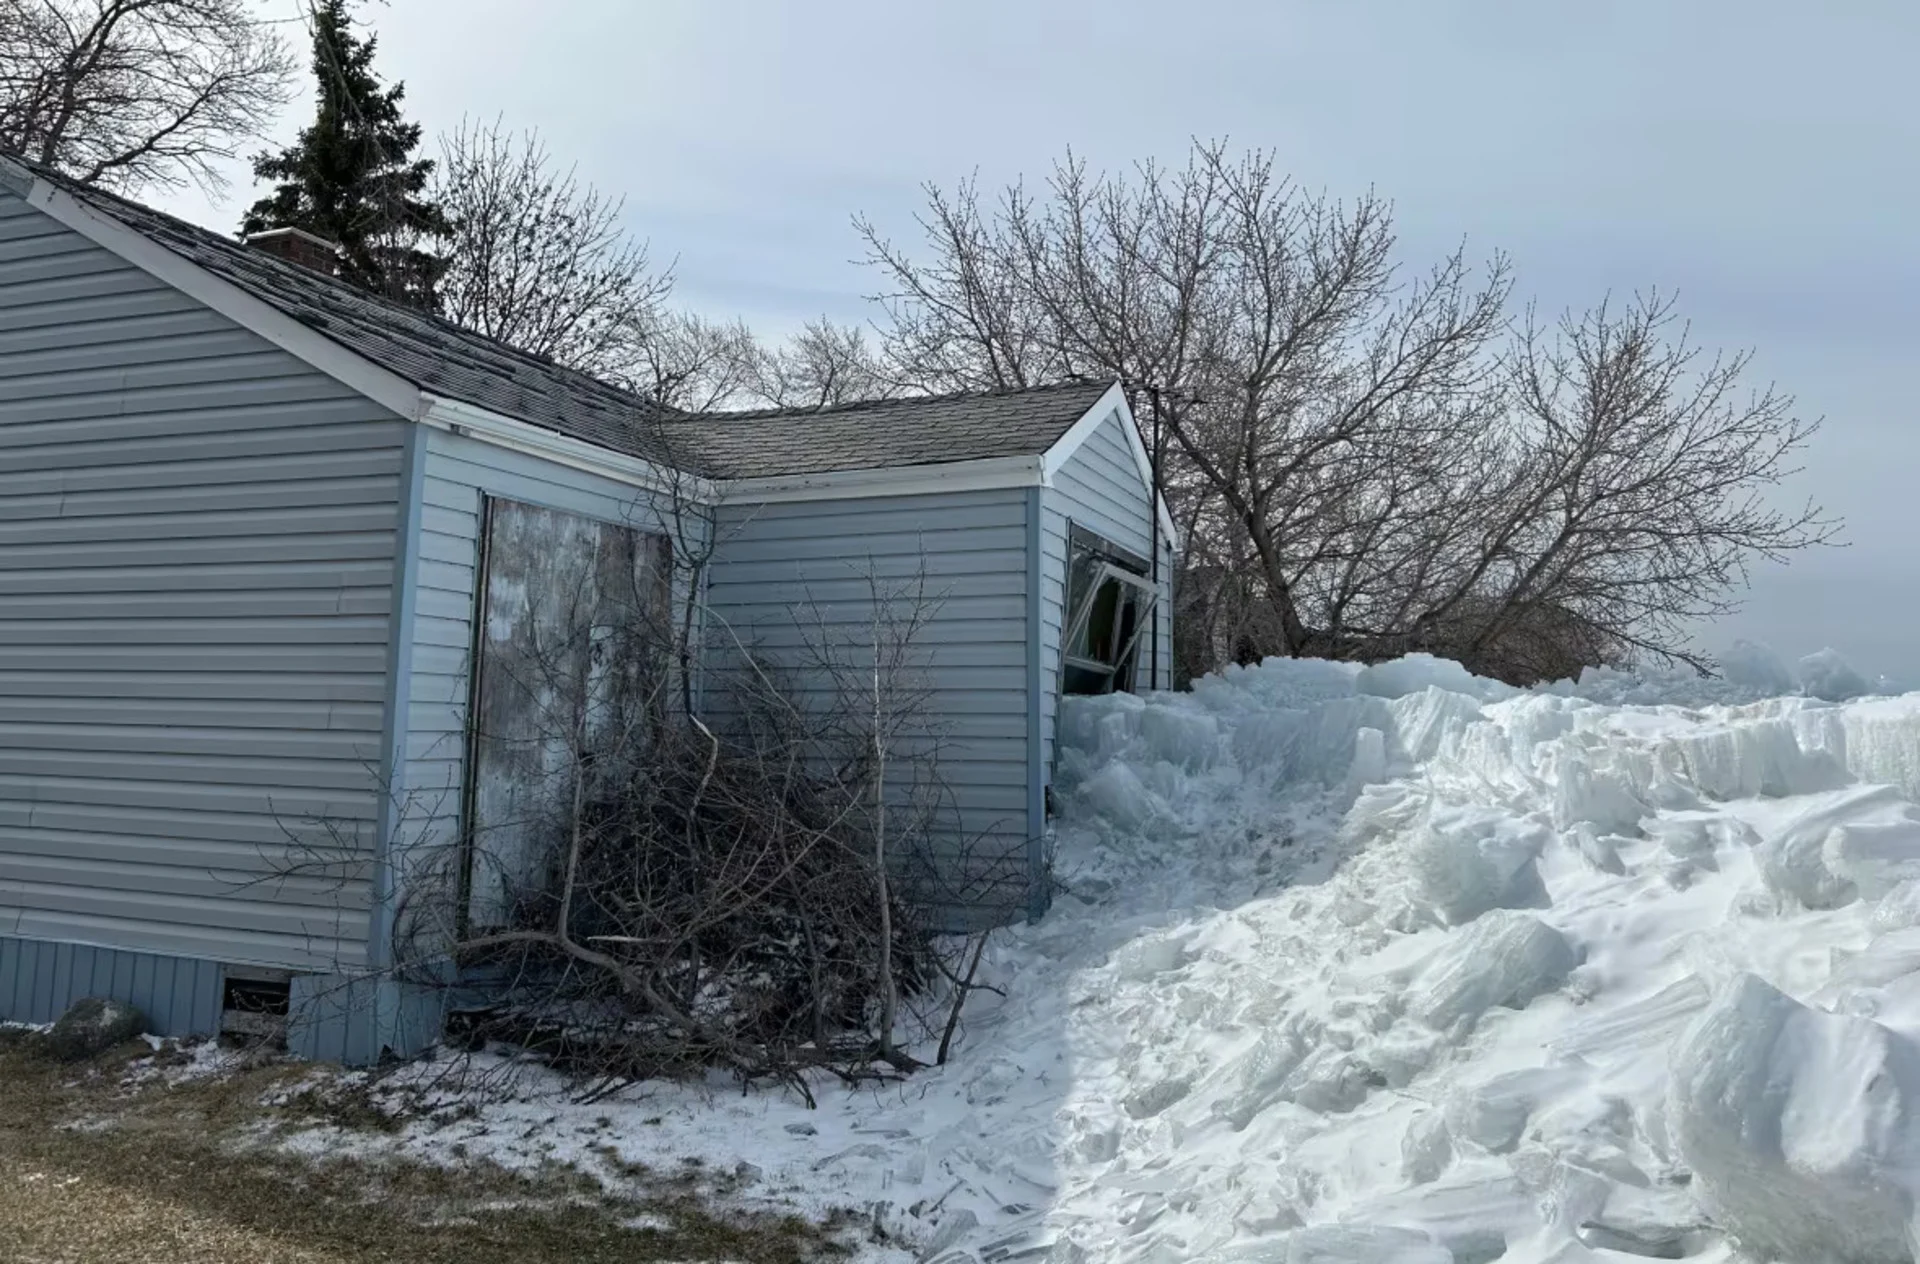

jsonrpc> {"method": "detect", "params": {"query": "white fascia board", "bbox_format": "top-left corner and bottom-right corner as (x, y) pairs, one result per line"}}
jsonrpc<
(16, 165), (427, 421)
(419, 395), (719, 502)
(1039, 380), (1131, 482)
(720, 455), (1044, 505)
(1039, 380), (1182, 552)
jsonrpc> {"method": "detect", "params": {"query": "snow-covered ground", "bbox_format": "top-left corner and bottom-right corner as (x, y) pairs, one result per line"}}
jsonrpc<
(281, 645), (1920, 1263)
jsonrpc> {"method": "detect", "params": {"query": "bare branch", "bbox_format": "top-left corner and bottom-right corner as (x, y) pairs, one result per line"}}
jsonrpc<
(0, 0), (293, 196)
(432, 117), (673, 379)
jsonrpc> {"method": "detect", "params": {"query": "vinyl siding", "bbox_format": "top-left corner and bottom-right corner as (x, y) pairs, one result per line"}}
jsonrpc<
(0, 188), (406, 973)
(387, 428), (706, 954)
(705, 489), (1034, 928)
(288, 972), (444, 1065)
(0, 935), (222, 1035)
(1039, 408), (1172, 786)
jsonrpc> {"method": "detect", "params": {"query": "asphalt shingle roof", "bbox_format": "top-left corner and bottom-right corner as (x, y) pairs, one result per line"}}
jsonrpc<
(12, 157), (1115, 480)
(658, 381), (1114, 479)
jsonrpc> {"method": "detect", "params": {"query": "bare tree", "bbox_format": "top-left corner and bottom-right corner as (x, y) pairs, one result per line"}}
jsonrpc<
(622, 309), (763, 413)
(0, 0), (292, 196)
(858, 141), (1834, 682)
(1450, 295), (1834, 675)
(432, 118), (672, 378)
(753, 317), (895, 411)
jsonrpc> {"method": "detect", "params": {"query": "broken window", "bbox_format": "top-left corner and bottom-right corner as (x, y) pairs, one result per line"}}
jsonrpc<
(1061, 524), (1157, 697)
(460, 497), (672, 934)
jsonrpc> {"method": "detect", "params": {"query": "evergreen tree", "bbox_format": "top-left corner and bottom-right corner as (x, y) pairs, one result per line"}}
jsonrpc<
(243, 0), (449, 308)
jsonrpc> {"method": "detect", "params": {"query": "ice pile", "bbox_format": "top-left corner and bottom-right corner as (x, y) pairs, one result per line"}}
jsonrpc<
(1552, 639), (1895, 707)
(342, 650), (1920, 1264)
(983, 652), (1920, 1263)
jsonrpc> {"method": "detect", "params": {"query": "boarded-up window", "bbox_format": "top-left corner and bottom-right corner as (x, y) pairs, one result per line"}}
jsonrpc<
(460, 498), (672, 933)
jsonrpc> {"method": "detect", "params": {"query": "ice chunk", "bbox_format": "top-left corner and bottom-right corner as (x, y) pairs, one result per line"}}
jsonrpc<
(1109, 932), (1194, 981)
(1283, 1048), (1378, 1114)
(1343, 726), (1389, 802)
(1285, 1225), (1453, 1264)
(1574, 1182), (1708, 1259)
(1076, 762), (1163, 834)
(1757, 822), (1855, 908)
(1122, 1076), (1192, 1120)
(1755, 785), (1918, 910)
(1668, 972), (1920, 1264)
(1402, 1112), (1453, 1184)
(1841, 697), (1920, 799)
(1656, 716), (1842, 800)
(1139, 705), (1220, 771)
(1388, 688), (1487, 764)
(1564, 824), (1625, 875)
(1821, 928), (1920, 995)
(1232, 1191), (1304, 1240)
(1409, 911), (1580, 1033)
(1229, 697), (1398, 786)
(1341, 1175), (1526, 1264)
(1823, 814), (1920, 901)
(1547, 752), (1646, 838)
(1232, 709), (1309, 774)
(1213, 1025), (1312, 1131)
(1800, 647), (1871, 702)
(1446, 1067), (1584, 1157)
(1057, 689), (1147, 760)
(1443, 1073), (1537, 1155)
(1646, 817), (1717, 868)
(1870, 879), (1920, 933)
(1405, 808), (1550, 926)
(1721, 639), (1796, 694)
(1356, 654), (1513, 703)
(1548, 976), (1710, 1061)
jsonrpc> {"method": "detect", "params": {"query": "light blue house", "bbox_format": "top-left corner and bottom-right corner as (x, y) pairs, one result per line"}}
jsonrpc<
(0, 156), (1174, 1061)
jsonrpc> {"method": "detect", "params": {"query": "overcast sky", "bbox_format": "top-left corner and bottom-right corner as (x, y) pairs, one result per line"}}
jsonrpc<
(158, 1), (1920, 680)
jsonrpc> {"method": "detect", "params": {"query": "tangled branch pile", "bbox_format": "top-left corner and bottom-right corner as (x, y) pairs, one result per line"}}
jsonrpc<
(446, 702), (950, 1094)
(381, 543), (994, 1097)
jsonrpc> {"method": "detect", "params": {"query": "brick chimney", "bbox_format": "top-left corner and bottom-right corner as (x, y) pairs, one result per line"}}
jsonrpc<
(244, 226), (339, 277)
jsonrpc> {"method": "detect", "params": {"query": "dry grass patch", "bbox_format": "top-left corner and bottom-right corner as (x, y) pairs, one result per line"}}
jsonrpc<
(0, 1043), (868, 1264)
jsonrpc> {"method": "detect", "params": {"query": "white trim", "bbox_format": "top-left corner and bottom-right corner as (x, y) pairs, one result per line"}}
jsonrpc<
(719, 455), (1044, 505)
(419, 395), (717, 501)
(13, 162), (427, 421)
(1039, 381), (1181, 550)
(1040, 381), (1130, 482)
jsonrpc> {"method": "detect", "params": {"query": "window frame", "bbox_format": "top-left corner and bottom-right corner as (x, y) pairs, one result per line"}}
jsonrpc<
(1061, 524), (1158, 697)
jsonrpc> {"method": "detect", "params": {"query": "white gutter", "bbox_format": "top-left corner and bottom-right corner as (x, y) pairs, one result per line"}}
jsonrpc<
(719, 454), (1046, 505)
(418, 395), (718, 502)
